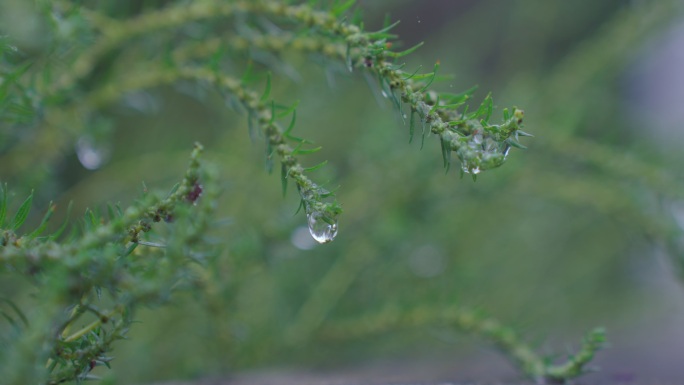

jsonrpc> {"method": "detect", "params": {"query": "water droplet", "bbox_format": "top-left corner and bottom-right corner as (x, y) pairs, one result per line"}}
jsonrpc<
(461, 164), (480, 175)
(472, 133), (483, 145)
(306, 211), (338, 244)
(381, 90), (389, 99)
(75, 136), (109, 170)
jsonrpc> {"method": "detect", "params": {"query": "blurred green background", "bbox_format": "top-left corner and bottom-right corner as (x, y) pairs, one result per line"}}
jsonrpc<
(3, 0), (684, 383)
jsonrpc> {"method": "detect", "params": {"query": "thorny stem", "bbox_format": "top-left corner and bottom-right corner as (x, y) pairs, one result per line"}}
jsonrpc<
(172, 33), (346, 64)
(48, 0), (526, 174)
(44, 307), (121, 370)
(0, 1), (618, 383)
(0, 143), (204, 271)
(62, 308), (119, 343)
(1, 144), (214, 384)
(84, 66), (341, 219)
(77, 143), (204, 249)
(320, 304), (605, 383)
(0, 0), (529, 218)
(37, 0), (527, 217)
(46, 0), (684, 198)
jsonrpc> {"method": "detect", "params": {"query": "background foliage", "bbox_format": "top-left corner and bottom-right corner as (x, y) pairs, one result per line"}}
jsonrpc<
(2, 0), (684, 384)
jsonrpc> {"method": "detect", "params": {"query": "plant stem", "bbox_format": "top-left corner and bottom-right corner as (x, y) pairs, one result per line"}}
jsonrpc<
(63, 308), (119, 343)
(319, 304), (604, 383)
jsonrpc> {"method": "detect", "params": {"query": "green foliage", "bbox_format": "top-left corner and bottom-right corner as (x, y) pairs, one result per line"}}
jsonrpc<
(0, 144), (218, 384)
(6, 0), (681, 384)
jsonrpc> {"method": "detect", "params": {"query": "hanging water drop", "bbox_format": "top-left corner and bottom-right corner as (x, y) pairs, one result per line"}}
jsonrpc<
(75, 136), (110, 170)
(472, 133), (483, 145)
(461, 164), (480, 175)
(306, 211), (338, 244)
(503, 144), (511, 160)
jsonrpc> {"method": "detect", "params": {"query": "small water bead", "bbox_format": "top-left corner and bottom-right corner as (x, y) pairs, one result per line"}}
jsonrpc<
(472, 133), (483, 145)
(306, 211), (338, 244)
(461, 164), (480, 175)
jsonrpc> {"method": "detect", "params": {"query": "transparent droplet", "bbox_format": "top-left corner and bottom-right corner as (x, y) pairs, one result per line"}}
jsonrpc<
(306, 211), (338, 244)
(381, 89), (389, 99)
(503, 144), (511, 159)
(461, 164), (480, 175)
(75, 136), (110, 170)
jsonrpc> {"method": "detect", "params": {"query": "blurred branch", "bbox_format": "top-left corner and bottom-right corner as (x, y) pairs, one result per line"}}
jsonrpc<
(320, 304), (605, 383)
(544, 0), (683, 107)
(536, 0), (684, 199)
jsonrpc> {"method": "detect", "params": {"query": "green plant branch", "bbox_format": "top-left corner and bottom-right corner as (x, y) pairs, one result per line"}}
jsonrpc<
(319, 304), (605, 383)
(62, 307), (120, 343)
(0, 0), (532, 196)
(79, 65), (343, 228)
(44, 307), (120, 373)
(1, 143), (205, 271)
(0, 31), (346, 180)
(47, 315), (129, 385)
(542, 0), (681, 109)
(530, 0), (684, 200)
(1, 143), (218, 383)
(517, 169), (671, 242)
(80, 142), (205, 249)
(40, 0), (527, 177)
(175, 21), (527, 175)
(172, 32), (346, 64)
(1, 2), (601, 383)
(546, 134), (684, 201)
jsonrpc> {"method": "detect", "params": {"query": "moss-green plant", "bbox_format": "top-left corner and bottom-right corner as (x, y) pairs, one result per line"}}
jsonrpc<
(0, 1), (608, 384)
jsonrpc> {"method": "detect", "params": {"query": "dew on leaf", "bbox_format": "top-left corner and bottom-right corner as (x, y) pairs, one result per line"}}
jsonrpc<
(461, 164), (480, 175)
(306, 211), (338, 244)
